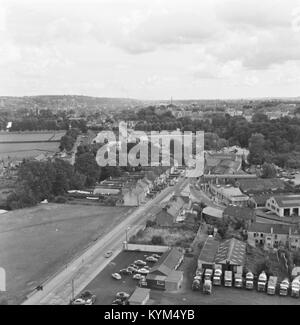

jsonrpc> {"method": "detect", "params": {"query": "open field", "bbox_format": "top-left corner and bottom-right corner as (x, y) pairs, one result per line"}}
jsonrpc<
(0, 142), (60, 160)
(0, 203), (133, 304)
(0, 131), (65, 142)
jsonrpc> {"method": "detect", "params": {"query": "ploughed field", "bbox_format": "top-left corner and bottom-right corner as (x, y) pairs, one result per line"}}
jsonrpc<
(0, 203), (132, 305)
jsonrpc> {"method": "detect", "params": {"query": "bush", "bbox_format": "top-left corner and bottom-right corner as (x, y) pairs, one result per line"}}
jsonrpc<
(54, 196), (67, 204)
(151, 235), (165, 245)
(146, 220), (156, 228)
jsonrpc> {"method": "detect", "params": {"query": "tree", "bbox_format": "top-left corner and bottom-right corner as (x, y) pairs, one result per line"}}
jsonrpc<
(151, 235), (165, 245)
(248, 133), (266, 165)
(261, 163), (277, 178)
(75, 152), (101, 187)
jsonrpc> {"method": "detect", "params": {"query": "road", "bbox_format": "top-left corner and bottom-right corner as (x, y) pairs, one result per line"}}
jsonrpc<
(22, 177), (189, 305)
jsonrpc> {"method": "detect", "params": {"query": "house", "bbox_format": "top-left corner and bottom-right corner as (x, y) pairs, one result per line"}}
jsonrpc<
(202, 206), (224, 222)
(128, 288), (150, 305)
(146, 247), (184, 291)
(156, 195), (191, 226)
(223, 206), (256, 226)
(247, 222), (300, 250)
(266, 195), (300, 217)
(209, 184), (249, 207)
(214, 238), (246, 272)
(248, 194), (272, 208)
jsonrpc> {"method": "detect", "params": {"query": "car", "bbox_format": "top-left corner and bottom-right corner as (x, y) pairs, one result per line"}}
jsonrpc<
(116, 292), (130, 300)
(133, 274), (145, 280)
(129, 263), (139, 269)
(112, 273), (122, 280)
(70, 291), (96, 305)
(138, 268), (150, 275)
(146, 256), (158, 263)
(119, 268), (131, 275)
(104, 251), (113, 258)
(112, 299), (123, 305)
(134, 260), (147, 266)
(151, 254), (161, 259)
(127, 266), (138, 273)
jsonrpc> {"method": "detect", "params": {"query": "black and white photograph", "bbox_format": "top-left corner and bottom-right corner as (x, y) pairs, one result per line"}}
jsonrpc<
(1, 0), (300, 308)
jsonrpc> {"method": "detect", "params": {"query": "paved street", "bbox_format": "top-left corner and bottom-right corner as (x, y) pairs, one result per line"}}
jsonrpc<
(22, 177), (189, 305)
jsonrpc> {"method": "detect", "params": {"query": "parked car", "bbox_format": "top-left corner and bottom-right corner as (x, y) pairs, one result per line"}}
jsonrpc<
(133, 274), (145, 280)
(119, 268), (132, 275)
(104, 251), (113, 258)
(112, 299), (123, 305)
(138, 268), (150, 275)
(152, 254), (161, 259)
(116, 292), (130, 300)
(127, 266), (138, 273)
(112, 273), (122, 280)
(146, 256), (158, 263)
(134, 260), (147, 266)
(70, 291), (96, 305)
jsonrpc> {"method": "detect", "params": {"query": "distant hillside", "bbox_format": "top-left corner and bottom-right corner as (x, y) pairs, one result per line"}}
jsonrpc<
(0, 95), (144, 112)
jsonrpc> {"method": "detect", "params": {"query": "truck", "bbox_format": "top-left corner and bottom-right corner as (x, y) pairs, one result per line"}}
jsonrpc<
(224, 271), (233, 287)
(204, 268), (213, 281)
(192, 277), (201, 291)
(203, 279), (212, 294)
(234, 273), (243, 288)
(267, 276), (278, 295)
(213, 265), (222, 286)
(245, 272), (254, 290)
(279, 278), (290, 296)
(257, 271), (267, 292)
(291, 276), (300, 298)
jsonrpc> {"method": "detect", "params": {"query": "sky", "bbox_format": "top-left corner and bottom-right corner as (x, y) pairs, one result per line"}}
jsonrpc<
(0, 0), (300, 100)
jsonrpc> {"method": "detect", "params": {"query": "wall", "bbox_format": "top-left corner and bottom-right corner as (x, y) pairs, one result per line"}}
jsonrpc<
(124, 243), (170, 253)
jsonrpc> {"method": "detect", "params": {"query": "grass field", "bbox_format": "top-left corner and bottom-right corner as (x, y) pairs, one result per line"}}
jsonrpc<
(0, 142), (60, 160)
(0, 203), (133, 305)
(0, 131), (65, 142)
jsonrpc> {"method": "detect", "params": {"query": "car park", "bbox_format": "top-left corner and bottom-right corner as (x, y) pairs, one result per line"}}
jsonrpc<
(111, 273), (122, 280)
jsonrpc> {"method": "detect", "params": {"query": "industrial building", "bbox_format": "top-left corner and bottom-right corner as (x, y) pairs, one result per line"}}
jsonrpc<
(146, 247), (184, 291)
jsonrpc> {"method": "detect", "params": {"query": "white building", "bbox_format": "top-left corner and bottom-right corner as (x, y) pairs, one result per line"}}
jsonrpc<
(266, 195), (300, 218)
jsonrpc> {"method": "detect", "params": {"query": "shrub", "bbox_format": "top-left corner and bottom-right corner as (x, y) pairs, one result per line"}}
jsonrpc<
(54, 196), (67, 204)
(151, 235), (165, 245)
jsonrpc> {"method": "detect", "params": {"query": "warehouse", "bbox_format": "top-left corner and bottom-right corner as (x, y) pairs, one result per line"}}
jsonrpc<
(198, 236), (220, 270)
(146, 247), (184, 291)
(214, 238), (246, 272)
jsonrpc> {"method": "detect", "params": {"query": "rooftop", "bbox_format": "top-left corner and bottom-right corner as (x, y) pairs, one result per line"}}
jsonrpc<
(198, 237), (220, 264)
(248, 222), (299, 235)
(272, 195), (300, 208)
(128, 288), (150, 303)
(214, 238), (246, 266)
(149, 247), (184, 276)
(202, 207), (224, 219)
